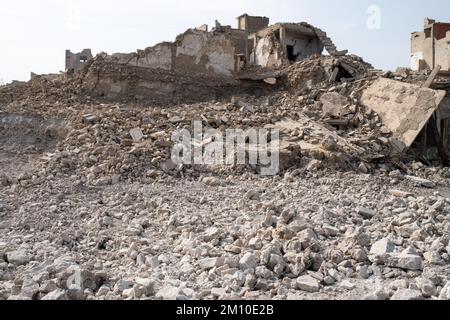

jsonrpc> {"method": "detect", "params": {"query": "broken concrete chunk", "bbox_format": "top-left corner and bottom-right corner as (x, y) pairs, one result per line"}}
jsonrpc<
(198, 258), (219, 270)
(0, 173), (11, 187)
(129, 128), (144, 142)
(390, 289), (424, 301)
(357, 207), (377, 219)
(168, 116), (183, 124)
(395, 254), (423, 271)
(202, 177), (221, 187)
(320, 92), (350, 117)
(405, 175), (436, 188)
(389, 190), (414, 198)
(239, 252), (258, 271)
(296, 275), (320, 293)
(439, 282), (450, 300)
(41, 289), (68, 300)
(6, 250), (31, 266)
(361, 78), (446, 150)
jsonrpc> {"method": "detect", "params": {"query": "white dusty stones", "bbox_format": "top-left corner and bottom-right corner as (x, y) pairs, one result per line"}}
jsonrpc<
(239, 253), (258, 272)
(296, 275), (320, 293)
(357, 207), (377, 219)
(129, 128), (144, 142)
(41, 289), (68, 300)
(369, 238), (395, 258)
(390, 289), (424, 301)
(1, 163), (450, 301)
(5, 250), (31, 266)
(395, 249), (423, 271)
(369, 239), (423, 271)
(416, 278), (437, 297)
(156, 285), (180, 300)
(404, 175), (436, 188)
(439, 282), (450, 300)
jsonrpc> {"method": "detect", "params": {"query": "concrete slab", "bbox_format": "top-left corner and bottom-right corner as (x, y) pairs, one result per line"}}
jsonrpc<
(361, 78), (446, 151)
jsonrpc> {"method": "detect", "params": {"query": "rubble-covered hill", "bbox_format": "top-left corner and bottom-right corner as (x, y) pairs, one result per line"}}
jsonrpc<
(1, 54), (450, 301)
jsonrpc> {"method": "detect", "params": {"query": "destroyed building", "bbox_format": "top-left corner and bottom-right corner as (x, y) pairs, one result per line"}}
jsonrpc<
(57, 16), (450, 167)
(69, 15), (344, 79)
(65, 49), (93, 74)
(411, 18), (450, 71)
(67, 14), (348, 104)
(248, 22), (346, 68)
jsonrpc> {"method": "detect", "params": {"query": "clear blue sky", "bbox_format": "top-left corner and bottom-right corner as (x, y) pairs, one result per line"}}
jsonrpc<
(1, 0), (449, 83)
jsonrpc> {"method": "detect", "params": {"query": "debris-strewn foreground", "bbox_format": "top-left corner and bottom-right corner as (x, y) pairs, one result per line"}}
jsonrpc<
(1, 53), (450, 301)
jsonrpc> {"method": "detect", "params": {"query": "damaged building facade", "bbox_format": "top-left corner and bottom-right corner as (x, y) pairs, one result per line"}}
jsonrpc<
(67, 14), (347, 101)
(67, 14), (346, 79)
(61, 15), (450, 166)
(411, 18), (450, 71)
(407, 18), (450, 165)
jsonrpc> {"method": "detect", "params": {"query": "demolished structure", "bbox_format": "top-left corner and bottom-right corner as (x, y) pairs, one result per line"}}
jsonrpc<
(2, 15), (449, 172)
(411, 18), (450, 71)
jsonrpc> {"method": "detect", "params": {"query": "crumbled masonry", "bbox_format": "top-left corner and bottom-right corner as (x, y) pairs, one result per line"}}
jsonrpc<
(1, 15), (450, 301)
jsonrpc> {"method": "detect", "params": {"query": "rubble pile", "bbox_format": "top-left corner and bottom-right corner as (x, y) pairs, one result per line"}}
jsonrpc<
(1, 51), (450, 301)
(285, 54), (374, 92)
(1, 167), (450, 301)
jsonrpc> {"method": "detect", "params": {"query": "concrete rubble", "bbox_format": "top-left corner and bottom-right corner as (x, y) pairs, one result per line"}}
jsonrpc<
(1, 15), (450, 301)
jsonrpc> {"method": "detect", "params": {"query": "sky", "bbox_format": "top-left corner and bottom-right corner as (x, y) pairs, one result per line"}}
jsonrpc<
(1, 0), (450, 84)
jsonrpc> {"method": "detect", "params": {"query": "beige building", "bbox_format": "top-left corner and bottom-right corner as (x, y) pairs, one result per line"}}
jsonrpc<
(411, 18), (450, 71)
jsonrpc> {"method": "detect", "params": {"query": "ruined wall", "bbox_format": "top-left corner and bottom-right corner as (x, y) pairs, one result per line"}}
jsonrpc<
(230, 29), (249, 56)
(66, 49), (93, 74)
(284, 31), (324, 61)
(80, 56), (275, 104)
(251, 35), (285, 68)
(250, 30), (323, 68)
(411, 31), (433, 71)
(435, 31), (450, 71)
(238, 15), (270, 34)
(174, 30), (236, 77)
(77, 28), (256, 101)
(108, 43), (173, 71)
(99, 29), (240, 78)
(411, 32), (427, 71)
(411, 23), (450, 71)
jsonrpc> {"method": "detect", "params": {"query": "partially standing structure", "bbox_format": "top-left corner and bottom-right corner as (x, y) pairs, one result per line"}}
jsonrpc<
(65, 49), (93, 74)
(411, 18), (450, 71)
(246, 21), (347, 68)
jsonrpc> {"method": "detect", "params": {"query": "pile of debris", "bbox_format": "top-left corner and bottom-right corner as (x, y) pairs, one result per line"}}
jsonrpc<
(1, 52), (449, 190)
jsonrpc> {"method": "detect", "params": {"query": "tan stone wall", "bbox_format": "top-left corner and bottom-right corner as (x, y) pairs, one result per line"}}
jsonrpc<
(284, 31), (324, 61)
(411, 24), (450, 71)
(251, 35), (285, 68)
(237, 15), (269, 34)
(174, 30), (237, 77)
(102, 29), (240, 78)
(435, 33), (450, 70)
